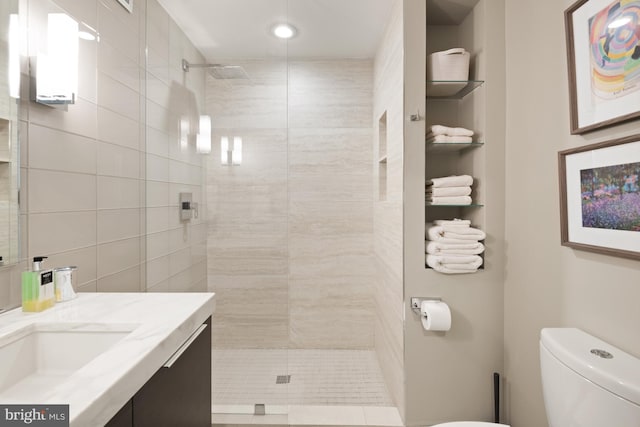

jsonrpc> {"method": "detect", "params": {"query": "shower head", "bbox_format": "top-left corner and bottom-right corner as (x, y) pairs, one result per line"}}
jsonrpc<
(181, 59), (249, 80)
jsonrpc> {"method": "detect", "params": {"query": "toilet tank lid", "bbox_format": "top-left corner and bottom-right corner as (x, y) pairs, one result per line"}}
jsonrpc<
(541, 328), (640, 405)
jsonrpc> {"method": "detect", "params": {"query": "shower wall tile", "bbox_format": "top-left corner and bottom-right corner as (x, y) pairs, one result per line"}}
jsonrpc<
(97, 107), (140, 150)
(28, 125), (97, 175)
(29, 98), (97, 139)
(28, 212), (97, 256)
(28, 170), (96, 213)
(206, 59), (374, 350)
(97, 264), (142, 292)
(146, 231), (170, 260)
(97, 142), (140, 179)
(372, 0), (404, 412)
(98, 40), (141, 93)
(210, 275), (289, 349)
(206, 78), (287, 129)
(96, 237), (140, 278)
(97, 208), (141, 243)
(44, 246), (97, 288)
(98, 73), (141, 120)
(78, 39), (98, 105)
(288, 60), (373, 129)
(97, 176), (140, 209)
(288, 128), (373, 201)
(97, 1), (139, 64)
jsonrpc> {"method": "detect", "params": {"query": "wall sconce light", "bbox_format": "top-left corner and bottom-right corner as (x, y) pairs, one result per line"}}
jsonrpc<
(232, 136), (242, 165)
(8, 14), (20, 99)
(35, 13), (78, 105)
(220, 136), (242, 165)
(179, 117), (189, 151)
(196, 115), (211, 154)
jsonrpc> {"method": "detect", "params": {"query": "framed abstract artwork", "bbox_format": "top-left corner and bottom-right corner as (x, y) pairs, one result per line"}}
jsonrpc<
(559, 134), (640, 260)
(565, 0), (640, 134)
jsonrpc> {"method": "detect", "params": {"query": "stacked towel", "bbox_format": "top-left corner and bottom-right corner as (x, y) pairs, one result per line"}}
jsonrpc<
(426, 175), (473, 205)
(425, 218), (485, 274)
(426, 124), (474, 143)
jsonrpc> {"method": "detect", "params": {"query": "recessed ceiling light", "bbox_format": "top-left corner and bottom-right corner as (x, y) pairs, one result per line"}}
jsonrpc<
(272, 23), (297, 39)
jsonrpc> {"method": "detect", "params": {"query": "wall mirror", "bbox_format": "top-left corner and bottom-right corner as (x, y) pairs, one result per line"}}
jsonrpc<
(0, 0), (21, 266)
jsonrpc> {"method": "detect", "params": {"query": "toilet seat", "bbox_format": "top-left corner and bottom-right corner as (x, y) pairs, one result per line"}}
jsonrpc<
(432, 422), (510, 427)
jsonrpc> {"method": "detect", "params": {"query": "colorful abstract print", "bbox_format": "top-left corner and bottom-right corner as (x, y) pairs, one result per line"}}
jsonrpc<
(589, 0), (640, 100)
(581, 162), (640, 231)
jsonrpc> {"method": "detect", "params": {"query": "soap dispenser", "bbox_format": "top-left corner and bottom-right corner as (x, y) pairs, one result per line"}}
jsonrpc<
(22, 256), (56, 312)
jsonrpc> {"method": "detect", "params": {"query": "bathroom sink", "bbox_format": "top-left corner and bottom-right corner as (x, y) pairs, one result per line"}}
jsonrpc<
(0, 322), (139, 400)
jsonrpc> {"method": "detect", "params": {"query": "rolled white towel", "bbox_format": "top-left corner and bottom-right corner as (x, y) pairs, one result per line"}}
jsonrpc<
(426, 254), (483, 274)
(426, 175), (473, 188)
(426, 135), (473, 143)
(428, 196), (472, 205)
(434, 219), (471, 226)
(425, 186), (472, 197)
(429, 125), (474, 137)
(426, 241), (485, 255)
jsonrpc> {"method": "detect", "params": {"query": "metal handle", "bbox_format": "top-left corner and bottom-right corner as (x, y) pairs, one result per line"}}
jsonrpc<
(163, 323), (208, 368)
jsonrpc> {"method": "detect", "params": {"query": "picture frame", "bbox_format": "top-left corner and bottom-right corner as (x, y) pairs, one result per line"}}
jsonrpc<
(564, 0), (640, 134)
(559, 134), (640, 260)
(116, 0), (133, 13)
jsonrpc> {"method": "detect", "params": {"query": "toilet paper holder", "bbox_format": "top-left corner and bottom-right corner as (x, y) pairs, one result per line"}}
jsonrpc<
(410, 297), (442, 316)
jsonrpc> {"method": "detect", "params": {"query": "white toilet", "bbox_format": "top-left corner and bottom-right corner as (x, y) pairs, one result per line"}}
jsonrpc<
(434, 327), (640, 427)
(540, 327), (640, 426)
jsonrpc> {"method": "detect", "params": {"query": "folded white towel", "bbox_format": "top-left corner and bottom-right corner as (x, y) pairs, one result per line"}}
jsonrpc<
(426, 254), (483, 274)
(426, 241), (485, 255)
(426, 135), (473, 143)
(441, 225), (486, 240)
(434, 219), (471, 226)
(426, 224), (485, 241)
(428, 196), (472, 205)
(429, 125), (474, 137)
(426, 175), (473, 188)
(425, 186), (472, 197)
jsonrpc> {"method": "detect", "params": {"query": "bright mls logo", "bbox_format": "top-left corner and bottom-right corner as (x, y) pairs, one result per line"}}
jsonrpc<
(0, 405), (69, 426)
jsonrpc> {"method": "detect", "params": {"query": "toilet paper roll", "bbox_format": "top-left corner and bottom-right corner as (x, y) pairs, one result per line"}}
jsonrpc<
(420, 300), (452, 331)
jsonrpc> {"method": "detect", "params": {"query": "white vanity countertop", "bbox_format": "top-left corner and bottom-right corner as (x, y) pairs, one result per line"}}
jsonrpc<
(0, 292), (215, 427)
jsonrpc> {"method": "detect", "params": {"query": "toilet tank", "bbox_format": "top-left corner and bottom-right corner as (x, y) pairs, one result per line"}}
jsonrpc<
(540, 328), (640, 427)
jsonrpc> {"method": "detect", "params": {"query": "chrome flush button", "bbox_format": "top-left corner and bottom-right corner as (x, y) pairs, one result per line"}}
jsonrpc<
(590, 349), (613, 359)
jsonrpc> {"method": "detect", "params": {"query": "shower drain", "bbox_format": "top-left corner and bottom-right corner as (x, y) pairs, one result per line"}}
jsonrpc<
(276, 375), (291, 384)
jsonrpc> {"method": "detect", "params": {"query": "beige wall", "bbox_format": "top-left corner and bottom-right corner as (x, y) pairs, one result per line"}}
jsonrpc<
(373, 0), (405, 416)
(0, 0), (207, 309)
(403, 0), (506, 425)
(206, 59), (375, 350)
(504, 0), (640, 426)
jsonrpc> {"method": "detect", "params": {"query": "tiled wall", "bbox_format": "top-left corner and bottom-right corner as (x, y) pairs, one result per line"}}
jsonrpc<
(0, 0), (207, 308)
(206, 59), (375, 350)
(373, 0), (405, 412)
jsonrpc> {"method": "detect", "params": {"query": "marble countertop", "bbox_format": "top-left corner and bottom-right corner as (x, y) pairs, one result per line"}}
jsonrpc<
(0, 292), (215, 427)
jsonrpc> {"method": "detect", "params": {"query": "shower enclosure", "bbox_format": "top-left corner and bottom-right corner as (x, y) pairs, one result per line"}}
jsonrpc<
(165, 0), (404, 423)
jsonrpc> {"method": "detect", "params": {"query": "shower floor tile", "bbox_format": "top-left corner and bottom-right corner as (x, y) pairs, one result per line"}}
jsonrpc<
(212, 349), (393, 407)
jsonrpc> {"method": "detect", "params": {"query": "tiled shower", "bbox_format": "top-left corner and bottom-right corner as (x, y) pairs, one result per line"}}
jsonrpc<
(202, 2), (404, 422)
(205, 57), (398, 420)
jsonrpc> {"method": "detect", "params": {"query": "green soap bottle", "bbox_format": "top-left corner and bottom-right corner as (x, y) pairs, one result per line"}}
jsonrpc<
(22, 256), (56, 312)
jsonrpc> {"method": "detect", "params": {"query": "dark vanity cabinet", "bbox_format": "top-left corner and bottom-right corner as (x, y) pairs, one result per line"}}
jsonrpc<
(106, 317), (212, 427)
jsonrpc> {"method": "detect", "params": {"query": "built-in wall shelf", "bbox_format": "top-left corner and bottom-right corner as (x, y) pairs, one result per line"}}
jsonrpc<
(0, 158), (10, 163)
(426, 80), (484, 99)
(426, 141), (484, 153)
